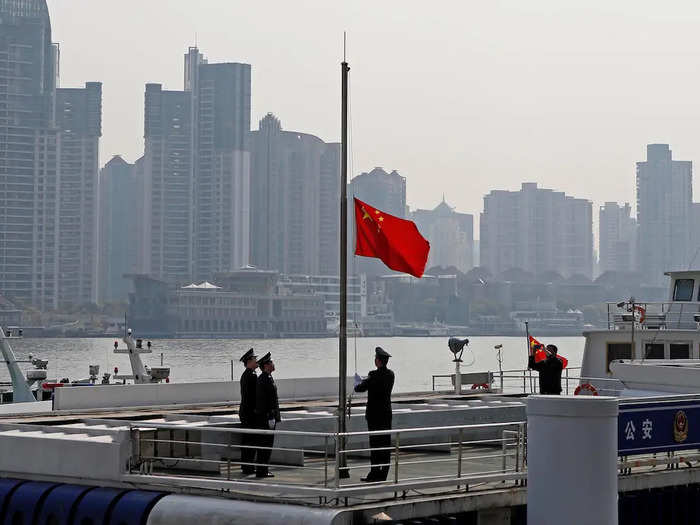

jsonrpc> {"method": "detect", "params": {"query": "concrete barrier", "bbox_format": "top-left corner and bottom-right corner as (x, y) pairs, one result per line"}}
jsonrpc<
(53, 376), (354, 411)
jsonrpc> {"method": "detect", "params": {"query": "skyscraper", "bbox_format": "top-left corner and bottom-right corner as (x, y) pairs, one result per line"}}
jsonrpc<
(0, 0), (58, 308)
(349, 167), (406, 218)
(143, 48), (251, 285)
(599, 202), (636, 275)
(636, 144), (692, 285)
(411, 199), (474, 273)
(249, 113), (340, 275)
(480, 183), (593, 278)
(55, 82), (102, 306)
(98, 155), (141, 302)
(0, 0), (102, 309)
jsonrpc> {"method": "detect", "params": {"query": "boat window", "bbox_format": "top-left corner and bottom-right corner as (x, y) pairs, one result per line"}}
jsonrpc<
(607, 343), (632, 372)
(644, 343), (664, 359)
(673, 279), (694, 301)
(670, 343), (690, 359)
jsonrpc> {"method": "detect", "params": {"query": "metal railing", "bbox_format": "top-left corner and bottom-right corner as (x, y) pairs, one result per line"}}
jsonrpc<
(431, 367), (621, 396)
(123, 419), (527, 503)
(606, 301), (700, 331)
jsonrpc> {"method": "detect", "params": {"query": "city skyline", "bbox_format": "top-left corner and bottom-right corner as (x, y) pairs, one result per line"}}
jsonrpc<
(46, 0), (700, 222)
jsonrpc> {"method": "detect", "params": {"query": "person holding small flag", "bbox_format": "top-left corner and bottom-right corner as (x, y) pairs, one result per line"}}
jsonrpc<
(528, 337), (566, 395)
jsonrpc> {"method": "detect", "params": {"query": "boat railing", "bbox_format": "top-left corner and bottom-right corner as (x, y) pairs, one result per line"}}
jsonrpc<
(124, 419), (527, 502)
(606, 301), (700, 331)
(431, 367), (625, 396)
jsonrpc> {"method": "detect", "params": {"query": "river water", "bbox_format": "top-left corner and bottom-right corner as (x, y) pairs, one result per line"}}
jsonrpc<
(2, 336), (586, 393)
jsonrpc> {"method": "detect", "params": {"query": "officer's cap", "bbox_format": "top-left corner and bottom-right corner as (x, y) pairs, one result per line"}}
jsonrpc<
(257, 352), (272, 367)
(375, 347), (391, 360)
(239, 348), (257, 364)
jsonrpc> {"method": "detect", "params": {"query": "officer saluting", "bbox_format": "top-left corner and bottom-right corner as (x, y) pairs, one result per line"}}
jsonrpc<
(354, 346), (395, 482)
(238, 348), (257, 475)
(254, 352), (280, 478)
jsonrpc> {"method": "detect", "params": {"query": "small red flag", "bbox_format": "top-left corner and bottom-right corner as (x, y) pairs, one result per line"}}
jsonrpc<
(354, 197), (430, 278)
(529, 335), (568, 368)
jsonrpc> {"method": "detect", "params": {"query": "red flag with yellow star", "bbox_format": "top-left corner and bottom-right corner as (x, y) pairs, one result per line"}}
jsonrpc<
(354, 197), (430, 278)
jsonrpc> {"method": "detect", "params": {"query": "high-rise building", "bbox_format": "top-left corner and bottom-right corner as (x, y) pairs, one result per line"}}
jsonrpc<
(480, 182), (593, 278)
(55, 82), (102, 306)
(636, 144), (692, 284)
(143, 84), (193, 284)
(411, 199), (474, 273)
(98, 155), (142, 303)
(599, 202), (636, 275)
(143, 47), (251, 285)
(249, 113), (340, 275)
(0, 0), (58, 308)
(0, 1), (102, 309)
(349, 167), (406, 218)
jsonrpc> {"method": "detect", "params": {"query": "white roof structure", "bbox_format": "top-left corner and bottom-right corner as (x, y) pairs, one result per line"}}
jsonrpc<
(180, 282), (221, 290)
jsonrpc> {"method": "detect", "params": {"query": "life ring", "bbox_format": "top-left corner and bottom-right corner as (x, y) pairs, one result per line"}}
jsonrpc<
(574, 383), (599, 396)
(471, 383), (489, 390)
(634, 305), (646, 324)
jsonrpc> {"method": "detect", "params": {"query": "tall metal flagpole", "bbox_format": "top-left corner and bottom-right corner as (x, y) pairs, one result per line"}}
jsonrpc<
(338, 40), (350, 478)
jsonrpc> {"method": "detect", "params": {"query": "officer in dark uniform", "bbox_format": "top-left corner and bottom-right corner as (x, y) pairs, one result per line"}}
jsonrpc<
(254, 352), (280, 478)
(528, 344), (563, 395)
(354, 346), (395, 482)
(238, 348), (257, 475)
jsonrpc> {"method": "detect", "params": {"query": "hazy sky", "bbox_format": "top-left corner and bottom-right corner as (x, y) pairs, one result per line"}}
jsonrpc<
(47, 0), (700, 228)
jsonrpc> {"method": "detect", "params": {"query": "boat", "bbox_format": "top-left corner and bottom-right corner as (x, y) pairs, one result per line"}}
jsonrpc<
(580, 270), (700, 396)
(0, 326), (170, 404)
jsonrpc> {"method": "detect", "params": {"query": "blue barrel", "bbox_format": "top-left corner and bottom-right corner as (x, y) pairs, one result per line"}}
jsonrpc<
(71, 487), (126, 525)
(2, 481), (58, 525)
(109, 490), (165, 525)
(0, 479), (25, 522)
(36, 484), (93, 525)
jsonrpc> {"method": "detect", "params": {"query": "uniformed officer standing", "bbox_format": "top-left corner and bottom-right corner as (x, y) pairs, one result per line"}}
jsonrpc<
(528, 344), (563, 395)
(354, 347), (395, 482)
(254, 352), (280, 478)
(238, 348), (257, 475)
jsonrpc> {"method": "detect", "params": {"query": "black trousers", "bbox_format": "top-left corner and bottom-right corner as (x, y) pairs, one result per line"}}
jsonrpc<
(367, 418), (392, 480)
(255, 418), (275, 475)
(239, 415), (256, 473)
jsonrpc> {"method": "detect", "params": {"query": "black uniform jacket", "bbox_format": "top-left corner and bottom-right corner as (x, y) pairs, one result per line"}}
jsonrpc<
(239, 368), (257, 425)
(354, 366), (395, 424)
(255, 371), (281, 422)
(528, 354), (563, 394)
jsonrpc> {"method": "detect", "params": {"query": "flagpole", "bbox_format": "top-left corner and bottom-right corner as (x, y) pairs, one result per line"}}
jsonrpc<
(338, 39), (350, 478)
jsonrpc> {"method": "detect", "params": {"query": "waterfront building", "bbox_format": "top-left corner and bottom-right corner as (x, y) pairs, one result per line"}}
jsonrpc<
(599, 202), (636, 275)
(98, 155), (141, 302)
(0, 0), (102, 309)
(277, 274), (363, 318)
(143, 47), (251, 286)
(249, 113), (340, 275)
(55, 82), (102, 306)
(636, 144), (692, 285)
(411, 198), (474, 273)
(126, 268), (325, 337)
(480, 182), (593, 279)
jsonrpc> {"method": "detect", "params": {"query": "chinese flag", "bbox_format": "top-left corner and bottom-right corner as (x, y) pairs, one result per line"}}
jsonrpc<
(354, 197), (430, 278)
(529, 335), (568, 368)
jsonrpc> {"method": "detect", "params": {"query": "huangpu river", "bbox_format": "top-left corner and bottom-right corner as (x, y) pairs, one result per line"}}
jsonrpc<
(2, 336), (586, 393)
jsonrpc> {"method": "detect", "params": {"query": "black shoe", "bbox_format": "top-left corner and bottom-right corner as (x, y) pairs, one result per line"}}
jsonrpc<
(256, 472), (274, 478)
